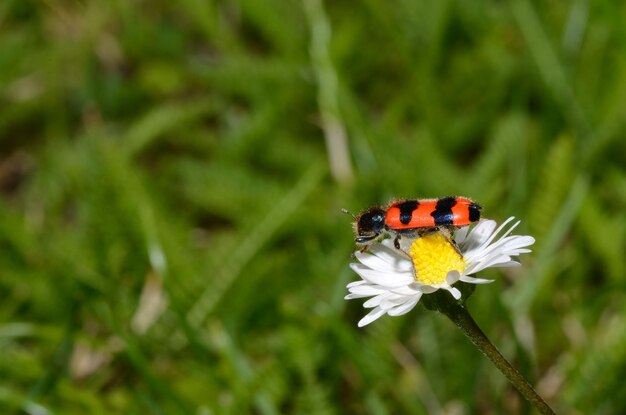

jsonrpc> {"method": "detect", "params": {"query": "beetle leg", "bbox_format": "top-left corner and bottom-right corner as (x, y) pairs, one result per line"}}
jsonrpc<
(437, 226), (462, 255)
(393, 234), (402, 249)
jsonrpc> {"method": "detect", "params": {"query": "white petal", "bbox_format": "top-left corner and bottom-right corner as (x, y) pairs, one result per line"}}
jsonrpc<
(472, 218), (498, 238)
(367, 241), (413, 269)
(447, 287), (462, 300)
(346, 284), (386, 297)
(454, 226), (469, 244)
(380, 293), (413, 310)
(387, 295), (421, 316)
(468, 252), (523, 273)
(358, 307), (386, 327)
(344, 285), (387, 300)
(463, 222), (535, 274)
(490, 216), (517, 238)
(465, 257), (505, 274)
(463, 262), (480, 275)
(446, 270), (461, 285)
(493, 249), (532, 258)
(461, 219), (497, 249)
(390, 285), (421, 296)
(363, 293), (386, 308)
(459, 275), (494, 284)
(463, 217), (516, 257)
(499, 236), (535, 251)
(361, 292), (411, 309)
(354, 250), (410, 273)
(345, 293), (371, 300)
(419, 285), (438, 294)
(380, 238), (396, 248)
(491, 261), (521, 268)
(347, 280), (368, 288)
(350, 263), (413, 287)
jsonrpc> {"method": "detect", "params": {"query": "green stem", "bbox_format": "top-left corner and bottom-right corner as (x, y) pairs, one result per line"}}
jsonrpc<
(424, 292), (555, 414)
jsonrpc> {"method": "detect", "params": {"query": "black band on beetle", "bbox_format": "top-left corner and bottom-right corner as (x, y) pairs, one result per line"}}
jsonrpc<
(432, 197), (456, 226)
(398, 200), (419, 225)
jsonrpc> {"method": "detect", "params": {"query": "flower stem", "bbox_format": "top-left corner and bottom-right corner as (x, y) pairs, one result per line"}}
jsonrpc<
(425, 292), (555, 414)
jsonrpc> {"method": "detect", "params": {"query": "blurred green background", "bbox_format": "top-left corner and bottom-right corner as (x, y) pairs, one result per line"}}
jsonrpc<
(1, 0), (626, 413)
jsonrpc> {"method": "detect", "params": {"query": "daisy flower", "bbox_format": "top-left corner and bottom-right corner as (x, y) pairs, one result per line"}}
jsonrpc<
(345, 217), (535, 327)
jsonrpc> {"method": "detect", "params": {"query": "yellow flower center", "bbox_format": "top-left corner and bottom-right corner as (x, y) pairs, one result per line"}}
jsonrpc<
(409, 233), (466, 285)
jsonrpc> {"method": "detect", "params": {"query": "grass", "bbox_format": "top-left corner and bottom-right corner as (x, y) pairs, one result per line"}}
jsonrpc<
(1, 0), (626, 413)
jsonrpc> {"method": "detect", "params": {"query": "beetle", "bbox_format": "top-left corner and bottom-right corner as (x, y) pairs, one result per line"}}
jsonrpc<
(351, 196), (482, 249)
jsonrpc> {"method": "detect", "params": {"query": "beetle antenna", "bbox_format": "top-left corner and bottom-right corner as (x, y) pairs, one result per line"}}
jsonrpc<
(341, 208), (356, 219)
